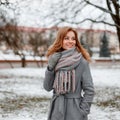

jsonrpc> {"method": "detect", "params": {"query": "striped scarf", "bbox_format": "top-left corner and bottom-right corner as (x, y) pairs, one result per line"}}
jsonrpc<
(53, 47), (82, 94)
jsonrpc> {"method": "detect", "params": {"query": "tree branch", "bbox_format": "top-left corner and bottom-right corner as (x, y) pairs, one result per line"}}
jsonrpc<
(84, 0), (116, 16)
(106, 0), (120, 28)
(0, 0), (9, 5)
(106, 0), (117, 23)
(60, 18), (120, 28)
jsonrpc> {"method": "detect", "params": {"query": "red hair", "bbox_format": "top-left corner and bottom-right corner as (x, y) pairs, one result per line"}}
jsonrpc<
(46, 27), (91, 62)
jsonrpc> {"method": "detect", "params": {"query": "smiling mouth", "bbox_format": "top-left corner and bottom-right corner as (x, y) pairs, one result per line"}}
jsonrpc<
(67, 45), (74, 47)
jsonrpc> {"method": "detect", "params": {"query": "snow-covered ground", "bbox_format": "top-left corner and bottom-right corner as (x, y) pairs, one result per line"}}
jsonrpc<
(0, 63), (120, 120)
(0, 51), (47, 61)
(1, 50), (120, 61)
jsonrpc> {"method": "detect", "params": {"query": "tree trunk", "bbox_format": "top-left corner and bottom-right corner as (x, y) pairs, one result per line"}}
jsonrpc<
(116, 27), (120, 51)
(21, 55), (26, 67)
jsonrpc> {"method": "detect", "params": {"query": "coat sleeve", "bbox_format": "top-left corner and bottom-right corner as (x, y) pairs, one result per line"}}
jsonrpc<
(43, 66), (55, 91)
(80, 60), (94, 116)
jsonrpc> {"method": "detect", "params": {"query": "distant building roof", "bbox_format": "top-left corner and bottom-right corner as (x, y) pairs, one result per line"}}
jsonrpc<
(0, 25), (116, 34)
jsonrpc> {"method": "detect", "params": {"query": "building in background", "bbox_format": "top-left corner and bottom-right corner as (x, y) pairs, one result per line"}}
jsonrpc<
(0, 25), (119, 58)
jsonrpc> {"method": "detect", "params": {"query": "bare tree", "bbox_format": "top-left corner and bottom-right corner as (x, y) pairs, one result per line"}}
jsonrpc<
(42, 0), (120, 50)
(84, 0), (120, 50)
(29, 32), (48, 67)
(0, 18), (27, 68)
(0, 23), (28, 67)
(0, 0), (31, 67)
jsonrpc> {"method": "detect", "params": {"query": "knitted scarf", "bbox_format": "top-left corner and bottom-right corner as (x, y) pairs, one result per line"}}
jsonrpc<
(53, 47), (82, 95)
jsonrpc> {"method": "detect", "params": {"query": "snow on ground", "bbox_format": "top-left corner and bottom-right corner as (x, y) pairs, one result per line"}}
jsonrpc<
(91, 68), (120, 87)
(0, 51), (47, 61)
(0, 68), (52, 99)
(0, 63), (120, 120)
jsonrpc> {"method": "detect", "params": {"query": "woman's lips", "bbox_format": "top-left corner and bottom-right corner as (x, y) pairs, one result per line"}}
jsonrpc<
(67, 45), (74, 48)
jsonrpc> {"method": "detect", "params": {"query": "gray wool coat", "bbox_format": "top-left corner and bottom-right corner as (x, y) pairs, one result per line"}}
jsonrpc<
(43, 56), (94, 120)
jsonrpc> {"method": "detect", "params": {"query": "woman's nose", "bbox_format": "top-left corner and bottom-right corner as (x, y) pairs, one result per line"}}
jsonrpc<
(69, 39), (73, 42)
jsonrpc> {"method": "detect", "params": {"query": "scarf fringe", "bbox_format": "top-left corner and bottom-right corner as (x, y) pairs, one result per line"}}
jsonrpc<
(53, 48), (81, 95)
(53, 69), (76, 94)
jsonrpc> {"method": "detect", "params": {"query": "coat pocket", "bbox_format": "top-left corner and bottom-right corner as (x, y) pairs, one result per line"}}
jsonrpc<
(74, 99), (86, 117)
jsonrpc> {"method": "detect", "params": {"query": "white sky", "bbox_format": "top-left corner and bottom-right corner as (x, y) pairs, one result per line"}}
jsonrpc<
(0, 0), (117, 32)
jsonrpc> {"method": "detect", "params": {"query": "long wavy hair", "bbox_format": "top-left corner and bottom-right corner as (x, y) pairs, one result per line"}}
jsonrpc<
(46, 27), (91, 62)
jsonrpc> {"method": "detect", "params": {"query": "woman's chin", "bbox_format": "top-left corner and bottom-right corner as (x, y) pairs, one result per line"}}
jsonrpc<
(66, 47), (75, 50)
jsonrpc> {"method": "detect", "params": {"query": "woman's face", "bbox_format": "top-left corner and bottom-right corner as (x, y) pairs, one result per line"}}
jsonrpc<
(62, 31), (76, 50)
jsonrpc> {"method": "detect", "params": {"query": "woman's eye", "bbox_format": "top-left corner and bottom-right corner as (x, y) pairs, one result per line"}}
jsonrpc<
(64, 37), (69, 40)
(71, 38), (76, 41)
(64, 37), (76, 41)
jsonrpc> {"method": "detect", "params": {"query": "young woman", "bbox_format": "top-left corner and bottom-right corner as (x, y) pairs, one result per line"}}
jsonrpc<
(43, 27), (94, 120)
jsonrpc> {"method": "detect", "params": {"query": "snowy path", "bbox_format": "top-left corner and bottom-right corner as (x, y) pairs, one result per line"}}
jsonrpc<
(0, 66), (120, 120)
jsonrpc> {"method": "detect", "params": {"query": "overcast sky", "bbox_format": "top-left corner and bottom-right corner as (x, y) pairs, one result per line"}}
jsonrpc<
(0, 0), (117, 32)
